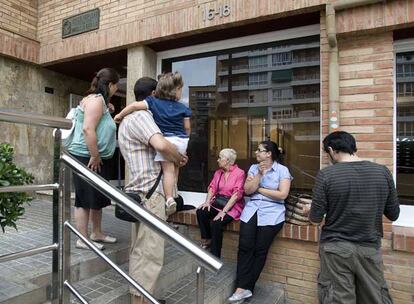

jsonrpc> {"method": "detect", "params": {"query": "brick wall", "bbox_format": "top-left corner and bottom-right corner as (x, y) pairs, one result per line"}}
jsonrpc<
(36, 0), (414, 64)
(336, 31), (394, 169)
(336, 0), (414, 35)
(1, 0), (414, 64)
(383, 221), (414, 304)
(0, 1), (39, 63)
(320, 10), (329, 167)
(37, 0), (327, 64)
(0, 0), (38, 40)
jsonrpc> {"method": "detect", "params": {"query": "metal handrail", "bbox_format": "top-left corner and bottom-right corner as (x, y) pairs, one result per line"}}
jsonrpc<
(0, 110), (63, 303)
(0, 109), (72, 129)
(0, 243), (58, 263)
(0, 183), (59, 193)
(65, 221), (160, 304)
(61, 151), (223, 273)
(0, 109), (220, 304)
(63, 281), (88, 304)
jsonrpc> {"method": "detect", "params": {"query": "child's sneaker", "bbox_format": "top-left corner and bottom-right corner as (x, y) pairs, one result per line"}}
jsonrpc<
(165, 197), (177, 216)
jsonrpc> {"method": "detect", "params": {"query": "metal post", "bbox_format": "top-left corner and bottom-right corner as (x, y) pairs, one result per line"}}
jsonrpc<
(59, 165), (72, 304)
(196, 266), (205, 304)
(51, 129), (61, 304)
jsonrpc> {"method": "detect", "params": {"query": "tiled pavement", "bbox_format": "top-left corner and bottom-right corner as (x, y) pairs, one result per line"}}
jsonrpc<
(0, 199), (285, 304)
(70, 261), (284, 304)
(0, 199), (131, 303)
(70, 245), (191, 304)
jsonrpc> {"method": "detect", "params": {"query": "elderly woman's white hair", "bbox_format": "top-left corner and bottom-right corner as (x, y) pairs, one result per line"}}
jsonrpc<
(219, 148), (237, 165)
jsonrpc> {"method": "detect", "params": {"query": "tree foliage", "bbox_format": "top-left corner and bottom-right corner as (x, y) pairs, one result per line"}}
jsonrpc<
(0, 143), (34, 232)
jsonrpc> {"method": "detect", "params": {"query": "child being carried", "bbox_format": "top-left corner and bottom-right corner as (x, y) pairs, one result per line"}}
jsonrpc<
(115, 72), (191, 210)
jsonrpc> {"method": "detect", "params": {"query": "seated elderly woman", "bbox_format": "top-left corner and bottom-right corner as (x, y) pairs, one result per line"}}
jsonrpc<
(196, 148), (245, 258)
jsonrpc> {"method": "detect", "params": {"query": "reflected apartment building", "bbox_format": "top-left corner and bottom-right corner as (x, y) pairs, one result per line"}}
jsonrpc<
(179, 85), (216, 191)
(213, 37), (320, 190)
(396, 52), (414, 204)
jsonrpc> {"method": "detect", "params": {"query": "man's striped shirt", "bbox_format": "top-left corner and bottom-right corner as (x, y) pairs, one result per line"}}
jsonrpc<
(310, 161), (399, 248)
(118, 110), (163, 194)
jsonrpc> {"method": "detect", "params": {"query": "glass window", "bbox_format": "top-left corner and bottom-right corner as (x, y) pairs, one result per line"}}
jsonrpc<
(249, 72), (268, 85)
(249, 55), (267, 69)
(272, 52), (292, 66)
(396, 52), (414, 205)
(163, 36), (320, 193)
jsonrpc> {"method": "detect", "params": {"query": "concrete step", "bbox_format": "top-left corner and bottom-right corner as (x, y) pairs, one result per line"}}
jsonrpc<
(0, 200), (130, 304)
(69, 259), (285, 304)
(68, 243), (194, 304)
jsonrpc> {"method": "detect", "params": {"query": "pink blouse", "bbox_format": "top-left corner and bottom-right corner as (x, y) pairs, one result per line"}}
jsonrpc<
(208, 164), (246, 220)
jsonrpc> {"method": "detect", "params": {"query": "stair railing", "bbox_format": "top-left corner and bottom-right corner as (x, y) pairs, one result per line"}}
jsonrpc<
(0, 109), (223, 304)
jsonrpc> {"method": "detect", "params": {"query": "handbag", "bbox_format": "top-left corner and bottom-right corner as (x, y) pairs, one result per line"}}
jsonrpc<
(115, 170), (163, 222)
(53, 107), (78, 148)
(211, 172), (231, 210)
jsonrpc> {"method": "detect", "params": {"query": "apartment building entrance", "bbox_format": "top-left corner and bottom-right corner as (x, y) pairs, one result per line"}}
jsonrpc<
(158, 26), (321, 194)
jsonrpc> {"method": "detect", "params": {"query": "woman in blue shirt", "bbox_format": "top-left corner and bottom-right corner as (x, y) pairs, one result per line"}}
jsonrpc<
(228, 141), (292, 303)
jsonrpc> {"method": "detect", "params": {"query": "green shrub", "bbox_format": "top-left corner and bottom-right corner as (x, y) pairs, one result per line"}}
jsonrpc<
(0, 143), (34, 232)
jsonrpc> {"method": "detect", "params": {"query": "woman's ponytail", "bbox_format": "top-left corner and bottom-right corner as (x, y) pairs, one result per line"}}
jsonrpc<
(85, 68), (120, 103)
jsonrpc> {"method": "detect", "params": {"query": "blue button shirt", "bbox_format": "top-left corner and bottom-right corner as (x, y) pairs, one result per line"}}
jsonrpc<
(240, 162), (292, 226)
(144, 96), (192, 137)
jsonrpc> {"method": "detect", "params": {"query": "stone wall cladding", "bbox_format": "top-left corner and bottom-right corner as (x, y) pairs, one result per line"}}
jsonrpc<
(0, 56), (88, 183)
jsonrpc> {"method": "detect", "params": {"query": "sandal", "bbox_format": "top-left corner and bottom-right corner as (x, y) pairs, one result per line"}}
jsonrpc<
(76, 239), (105, 250)
(199, 239), (211, 250)
(90, 233), (117, 243)
(165, 197), (177, 217)
(166, 197), (177, 209)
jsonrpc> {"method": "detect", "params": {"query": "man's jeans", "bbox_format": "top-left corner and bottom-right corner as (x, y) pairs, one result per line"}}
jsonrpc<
(318, 241), (393, 304)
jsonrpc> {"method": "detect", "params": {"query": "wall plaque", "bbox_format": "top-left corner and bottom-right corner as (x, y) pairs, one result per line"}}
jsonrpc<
(62, 9), (100, 38)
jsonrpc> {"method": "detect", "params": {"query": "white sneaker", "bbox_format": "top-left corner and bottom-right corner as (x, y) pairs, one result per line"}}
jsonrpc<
(228, 289), (252, 302)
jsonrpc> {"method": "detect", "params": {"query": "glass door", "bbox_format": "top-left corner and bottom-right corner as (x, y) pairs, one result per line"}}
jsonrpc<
(161, 35), (321, 193)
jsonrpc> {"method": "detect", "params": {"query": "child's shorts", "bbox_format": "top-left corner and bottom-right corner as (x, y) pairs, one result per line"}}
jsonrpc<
(154, 136), (189, 162)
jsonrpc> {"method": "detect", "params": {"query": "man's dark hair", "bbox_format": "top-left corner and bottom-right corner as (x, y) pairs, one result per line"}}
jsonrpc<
(323, 131), (358, 155)
(134, 77), (157, 100)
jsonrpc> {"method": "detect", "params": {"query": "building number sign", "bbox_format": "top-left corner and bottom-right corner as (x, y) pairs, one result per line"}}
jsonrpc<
(202, 5), (231, 21)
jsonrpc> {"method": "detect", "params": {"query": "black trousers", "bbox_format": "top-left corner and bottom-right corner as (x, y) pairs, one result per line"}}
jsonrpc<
(236, 212), (284, 292)
(196, 207), (233, 258)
